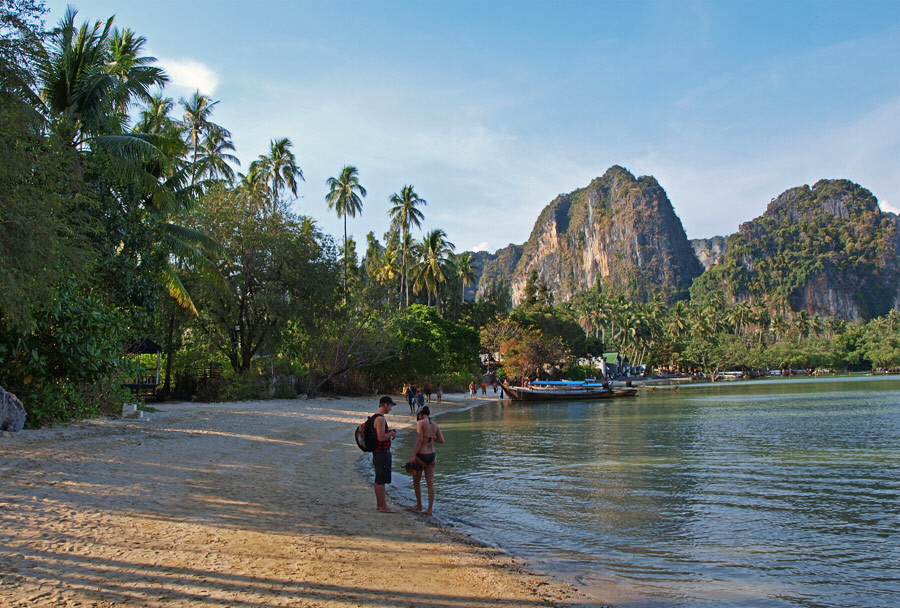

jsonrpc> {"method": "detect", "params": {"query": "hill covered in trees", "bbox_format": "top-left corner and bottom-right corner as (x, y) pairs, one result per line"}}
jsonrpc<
(691, 179), (900, 321)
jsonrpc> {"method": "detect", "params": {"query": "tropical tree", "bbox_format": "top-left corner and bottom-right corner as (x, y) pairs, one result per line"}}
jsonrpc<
(793, 311), (812, 343)
(134, 92), (180, 136)
(373, 247), (401, 288)
(0, 81), (91, 331)
(368, 304), (479, 388)
(189, 184), (341, 373)
(388, 185), (426, 306)
(195, 124), (239, 182)
(411, 229), (455, 309)
(248, 136), (302, 212)
(500, 326), (569, 381)
(180, 90), (227, 184)
(770, 315), (789, 343)
(455, 251), (477, 304)
(32, 7), (207, 313)
(106, 27), (166, 115)
(34, 7), (167, 147)
(325, 165), (366, 295)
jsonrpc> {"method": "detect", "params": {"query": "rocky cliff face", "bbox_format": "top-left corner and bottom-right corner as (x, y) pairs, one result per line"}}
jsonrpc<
(476, 166), (703, 305)
(690, 179), (900, 321)
(470, 245), (522, 301)
(691, 236), (728, 270)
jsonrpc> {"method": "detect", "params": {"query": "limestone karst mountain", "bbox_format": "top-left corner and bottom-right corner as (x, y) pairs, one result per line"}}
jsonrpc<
(475, 165), (703, 305)
(690, 179), (900, 321)
(470, 169), (900, 321)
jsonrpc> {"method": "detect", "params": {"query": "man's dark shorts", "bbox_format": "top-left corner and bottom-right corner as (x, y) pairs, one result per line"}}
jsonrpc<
(373, 450), (392, 485)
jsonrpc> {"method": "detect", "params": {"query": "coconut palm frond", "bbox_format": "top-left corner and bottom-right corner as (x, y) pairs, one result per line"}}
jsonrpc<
(160, 264), (197, 315)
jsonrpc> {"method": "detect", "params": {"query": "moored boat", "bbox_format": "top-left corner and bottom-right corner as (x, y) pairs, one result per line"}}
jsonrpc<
(501, 380), (638, 401)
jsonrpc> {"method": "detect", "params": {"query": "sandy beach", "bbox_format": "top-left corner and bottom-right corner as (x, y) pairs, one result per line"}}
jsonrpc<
(0, 393), (587, 607)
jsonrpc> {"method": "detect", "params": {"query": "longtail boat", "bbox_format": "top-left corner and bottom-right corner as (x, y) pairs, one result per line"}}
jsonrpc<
(500, 380), (638, 402)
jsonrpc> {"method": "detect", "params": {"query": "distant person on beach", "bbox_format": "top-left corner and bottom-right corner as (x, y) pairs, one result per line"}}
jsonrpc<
(407, 406), (444, 515)
(424, 380), (433, 403)
(436, 383), (443, 403)
(406, 384), (416, 414)
(481, 381), (487, 396)
(469, 381), (477, 397)
(492, 380), (498, 394)
(372, 396), (398, 512)
(415, 388), (426, 412)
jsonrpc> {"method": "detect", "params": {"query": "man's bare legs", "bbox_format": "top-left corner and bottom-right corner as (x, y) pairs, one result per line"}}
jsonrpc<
(375, 483), (395, 512)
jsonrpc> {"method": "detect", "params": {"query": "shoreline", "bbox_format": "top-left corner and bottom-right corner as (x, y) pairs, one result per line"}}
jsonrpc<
(0, 392), (588, 608)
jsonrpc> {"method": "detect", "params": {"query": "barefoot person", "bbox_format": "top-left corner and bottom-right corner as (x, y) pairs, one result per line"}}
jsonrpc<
(372, 395), (398, 512)
(407, 406), (444, 515)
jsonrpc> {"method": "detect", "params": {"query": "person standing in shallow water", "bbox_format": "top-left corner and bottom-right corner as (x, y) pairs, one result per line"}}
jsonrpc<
(408, 406), (444, 515)
(372, 396), (398, 512)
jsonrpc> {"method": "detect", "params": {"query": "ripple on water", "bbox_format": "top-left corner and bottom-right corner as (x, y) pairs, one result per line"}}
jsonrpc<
(425, 377), (900, 608)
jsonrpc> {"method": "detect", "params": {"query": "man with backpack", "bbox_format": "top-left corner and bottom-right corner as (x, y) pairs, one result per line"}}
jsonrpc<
(371, 396), (398, 512)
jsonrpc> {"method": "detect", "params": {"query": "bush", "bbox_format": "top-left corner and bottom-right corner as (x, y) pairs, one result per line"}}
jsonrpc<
(0, 284), (135, 427)
(21, 370), (134, 427)
(193, 376), (227, 402)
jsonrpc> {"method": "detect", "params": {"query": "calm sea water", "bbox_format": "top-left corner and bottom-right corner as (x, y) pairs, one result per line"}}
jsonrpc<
(396, 376), (900, 608)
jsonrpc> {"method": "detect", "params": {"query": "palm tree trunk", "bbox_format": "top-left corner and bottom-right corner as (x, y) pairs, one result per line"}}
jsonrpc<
(399, 245), (406, 310)
(162, 312), (176, 400)
(342, 215), (348, 299)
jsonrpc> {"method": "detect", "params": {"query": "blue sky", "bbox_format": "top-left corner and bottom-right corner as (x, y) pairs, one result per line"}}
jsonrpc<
(45, 0), (900, 253)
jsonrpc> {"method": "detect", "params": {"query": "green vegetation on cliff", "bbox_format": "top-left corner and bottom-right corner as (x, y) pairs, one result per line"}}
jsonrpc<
(691, 179), (899, 320)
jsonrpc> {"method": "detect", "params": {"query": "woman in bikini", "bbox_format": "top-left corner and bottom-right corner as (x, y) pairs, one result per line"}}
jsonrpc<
(408, 406), (444, 515)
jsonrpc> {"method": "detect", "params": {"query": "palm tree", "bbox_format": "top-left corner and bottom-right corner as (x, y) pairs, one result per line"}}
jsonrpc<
(793, 311), (812, 343)
(412, 229), (455, 309)
(326, 165), (366, 295)
(751, 303), (771, 346)
(455, 252), (477, 304)
(373, 248), (401, 288)
(134, 93), (178, 134)
(770, 315), (789, 343)
(727, 301), (751, 336)
(247, 137), (303, 212)
(195, 125), (239, 183)
(388, 185), (427, 306)
(35, 7), (167, 147)
(107, 27), (167, 115)
(180, 90), (228, 184)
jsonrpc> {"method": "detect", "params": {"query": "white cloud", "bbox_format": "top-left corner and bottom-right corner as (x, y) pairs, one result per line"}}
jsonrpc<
(160, 57), (219, 95)
(471, 241), (490, 252)
(881, 200), (900, 215)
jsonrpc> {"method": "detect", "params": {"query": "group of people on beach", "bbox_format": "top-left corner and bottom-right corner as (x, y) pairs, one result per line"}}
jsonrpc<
(468, 379), (499, 396)
(369, 395), (444, 515)
(403, 381), (442, 414)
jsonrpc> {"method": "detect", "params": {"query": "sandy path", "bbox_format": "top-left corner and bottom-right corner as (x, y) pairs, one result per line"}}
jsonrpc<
(0, 394), (584, 607)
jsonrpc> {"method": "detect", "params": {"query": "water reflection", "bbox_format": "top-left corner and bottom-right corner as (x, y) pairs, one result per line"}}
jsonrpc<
(430, 376), (900, 607)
